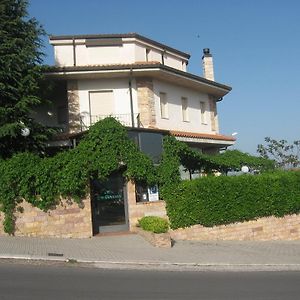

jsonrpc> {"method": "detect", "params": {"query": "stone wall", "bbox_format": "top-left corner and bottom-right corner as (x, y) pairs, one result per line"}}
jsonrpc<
(170, 214), (300, 241)
(67, 80), (81, 133)
(126, 181), (167, 230)
(136, 78), (156, 128)
(0, 198), (92, 238)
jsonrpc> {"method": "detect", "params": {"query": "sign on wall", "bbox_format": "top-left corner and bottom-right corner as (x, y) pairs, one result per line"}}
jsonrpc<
(148, 185), (159, 202)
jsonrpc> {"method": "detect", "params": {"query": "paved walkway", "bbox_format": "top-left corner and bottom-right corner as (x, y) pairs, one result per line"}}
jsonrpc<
(1, 234), (300, 271)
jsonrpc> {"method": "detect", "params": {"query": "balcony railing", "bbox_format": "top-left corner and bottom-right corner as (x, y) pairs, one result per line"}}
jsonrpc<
(80, 113), (141, 131)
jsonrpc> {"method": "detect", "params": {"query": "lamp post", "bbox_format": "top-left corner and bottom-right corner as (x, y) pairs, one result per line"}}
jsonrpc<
(241, 165), (249, 174)
(20, 127), (30, 137)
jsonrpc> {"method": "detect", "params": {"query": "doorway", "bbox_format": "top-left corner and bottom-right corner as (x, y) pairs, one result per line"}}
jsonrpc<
(91, 172), (129, 234)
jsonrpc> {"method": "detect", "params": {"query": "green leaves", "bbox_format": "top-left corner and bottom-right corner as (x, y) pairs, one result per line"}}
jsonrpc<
(138, 216), (169, 234)
(165, 171), (300, 229)
(257, 137), (300, 169)
(0, 118), (158, 234)
(0, 0), (52, 158)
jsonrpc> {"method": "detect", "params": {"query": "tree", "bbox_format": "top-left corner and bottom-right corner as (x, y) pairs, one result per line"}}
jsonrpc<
(0, 0), (53, 159)
(257, 137), (300, 169)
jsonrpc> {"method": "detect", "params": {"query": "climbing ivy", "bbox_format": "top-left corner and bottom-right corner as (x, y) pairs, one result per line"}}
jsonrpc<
(0, 117), (274, 234)
(0, 118), (155, 234)
(158, 136), (275, 198)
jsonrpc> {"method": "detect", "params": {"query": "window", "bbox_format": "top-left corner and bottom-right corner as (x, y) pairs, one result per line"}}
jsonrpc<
(159, 92), (168, 119)
(89, 90), (114, 124)
(128, 130), (164, 164)
(181, 97), (189, 122)
(200, 101), (207, 124)
(57, 105), (68, 124)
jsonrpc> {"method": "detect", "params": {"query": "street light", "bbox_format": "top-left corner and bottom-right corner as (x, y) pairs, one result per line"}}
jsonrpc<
(241, 165), (249, 173)
(20, 127), (30, 137)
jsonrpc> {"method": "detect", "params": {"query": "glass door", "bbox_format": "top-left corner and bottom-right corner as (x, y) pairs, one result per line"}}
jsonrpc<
(91, 172), (128, 234)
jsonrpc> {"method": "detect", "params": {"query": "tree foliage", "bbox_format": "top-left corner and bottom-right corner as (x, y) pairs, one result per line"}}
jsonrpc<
(257, 137), (300, 169)
(0, 118), (156, 234)
(0, 0), (53, 159)
(0, 115), (276, 234)
(158, 136), (274, 194)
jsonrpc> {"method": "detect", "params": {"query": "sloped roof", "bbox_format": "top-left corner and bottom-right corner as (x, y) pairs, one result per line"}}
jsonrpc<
(45, 62), (231, 94)
(170, 130), (236, 142)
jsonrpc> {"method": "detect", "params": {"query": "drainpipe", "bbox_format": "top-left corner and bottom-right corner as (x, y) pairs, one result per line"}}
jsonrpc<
(129, 68), (135, 127)
(72, 37), (76, 66)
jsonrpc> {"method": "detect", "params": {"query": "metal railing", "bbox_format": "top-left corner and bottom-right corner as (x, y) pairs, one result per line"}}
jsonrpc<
(80, 113), (141, 131)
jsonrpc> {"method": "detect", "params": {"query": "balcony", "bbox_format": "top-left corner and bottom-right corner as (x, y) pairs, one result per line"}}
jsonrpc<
(80, 113), (141, 131)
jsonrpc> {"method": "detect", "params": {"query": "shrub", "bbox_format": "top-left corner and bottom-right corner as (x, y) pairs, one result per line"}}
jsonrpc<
(165, 171), (300, 229)
(138, 216), (169, 234)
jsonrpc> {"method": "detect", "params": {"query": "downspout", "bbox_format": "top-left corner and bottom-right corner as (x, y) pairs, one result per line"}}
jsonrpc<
(72, 37), (76, 66)
(129, 68), (135, 127)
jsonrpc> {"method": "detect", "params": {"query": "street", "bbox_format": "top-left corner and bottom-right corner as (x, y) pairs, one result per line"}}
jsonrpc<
(0, 261), (300, 299)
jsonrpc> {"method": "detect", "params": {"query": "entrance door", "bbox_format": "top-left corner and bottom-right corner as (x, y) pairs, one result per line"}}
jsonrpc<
(91, 173), (128, 234)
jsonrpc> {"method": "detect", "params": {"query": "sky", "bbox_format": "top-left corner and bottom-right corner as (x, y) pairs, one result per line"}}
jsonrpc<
(28, 0), (300, 154)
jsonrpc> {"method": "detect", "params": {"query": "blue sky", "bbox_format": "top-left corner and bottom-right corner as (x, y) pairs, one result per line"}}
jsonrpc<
(28, 0), (300, 154)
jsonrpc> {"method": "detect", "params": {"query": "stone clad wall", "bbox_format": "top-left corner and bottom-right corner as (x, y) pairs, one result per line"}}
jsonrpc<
(170, 214), (300, 241)
(126, 181), (167, 230)
(0, 198), (92, 238)
(136, 78), (156, 128)
(67, 80), (81, 133)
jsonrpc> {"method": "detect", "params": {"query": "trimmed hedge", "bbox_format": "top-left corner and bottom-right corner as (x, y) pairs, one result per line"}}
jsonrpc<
(165, 171), (300, 229)
(138, 216), (169, 233)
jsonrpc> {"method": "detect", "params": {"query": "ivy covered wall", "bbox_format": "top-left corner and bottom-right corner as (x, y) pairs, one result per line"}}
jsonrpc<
(0, 117), (275, 234)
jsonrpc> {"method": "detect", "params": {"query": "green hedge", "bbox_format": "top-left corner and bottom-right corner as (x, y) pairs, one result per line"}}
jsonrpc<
(165, 171), (300, 229)
(138, 216), (169, 233)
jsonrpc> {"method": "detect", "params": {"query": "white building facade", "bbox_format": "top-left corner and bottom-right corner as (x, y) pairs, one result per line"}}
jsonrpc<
(33, 33), (237, 235)
(41, 33), (234, 153)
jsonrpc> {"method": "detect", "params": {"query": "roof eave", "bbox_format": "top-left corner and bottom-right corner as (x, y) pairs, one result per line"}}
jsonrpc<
(44, 64), (231, 98)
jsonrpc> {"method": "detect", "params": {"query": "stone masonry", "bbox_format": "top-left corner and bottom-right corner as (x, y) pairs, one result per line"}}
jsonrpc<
(136, 78), (156, 128)
(170, 214), (300, 241)
(126, 181), (168, 230)
(67, 80), (81, 133)
(209, 96), (219, 132)
(0, 198), (93, 238)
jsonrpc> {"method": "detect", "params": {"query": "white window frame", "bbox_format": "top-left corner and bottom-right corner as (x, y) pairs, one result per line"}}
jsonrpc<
(159, 92), (168, 119)
(181, 97), (189, 122)
(200, 101), (207, 124)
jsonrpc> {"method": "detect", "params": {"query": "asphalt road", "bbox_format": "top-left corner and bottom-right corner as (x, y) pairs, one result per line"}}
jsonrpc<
(0, 261), (300, 299)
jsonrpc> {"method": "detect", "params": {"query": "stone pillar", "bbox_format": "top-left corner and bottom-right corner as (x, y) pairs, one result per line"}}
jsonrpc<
(126, 180), (137, 230)
(209, 96), (219, 133)
(136, 78), (156, 128)
(67, 80), (81, 133)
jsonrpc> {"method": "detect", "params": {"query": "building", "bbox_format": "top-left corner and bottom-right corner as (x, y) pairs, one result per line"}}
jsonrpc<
(26, 33), (235, 236)
(38, 33), (234, 152)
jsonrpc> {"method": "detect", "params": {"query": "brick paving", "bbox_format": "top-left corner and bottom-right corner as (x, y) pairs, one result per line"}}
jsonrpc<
(0, 234), (300, 269)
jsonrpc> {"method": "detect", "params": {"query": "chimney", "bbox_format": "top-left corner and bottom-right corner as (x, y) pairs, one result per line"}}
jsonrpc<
(202, 48), (214, 81)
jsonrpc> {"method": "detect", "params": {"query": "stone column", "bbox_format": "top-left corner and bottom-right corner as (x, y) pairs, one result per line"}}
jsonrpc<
(67, 80), (81, 133)
(136, 78), (156, 128)
(126, 180), (137, 230)
(209, 96), (219, 133)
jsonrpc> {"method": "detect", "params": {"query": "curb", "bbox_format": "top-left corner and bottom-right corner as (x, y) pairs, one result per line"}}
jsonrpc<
(1, 255), (300, 272)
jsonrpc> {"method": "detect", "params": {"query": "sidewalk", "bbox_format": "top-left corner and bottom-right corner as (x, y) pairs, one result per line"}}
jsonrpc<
(1, 234), (300, 271)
